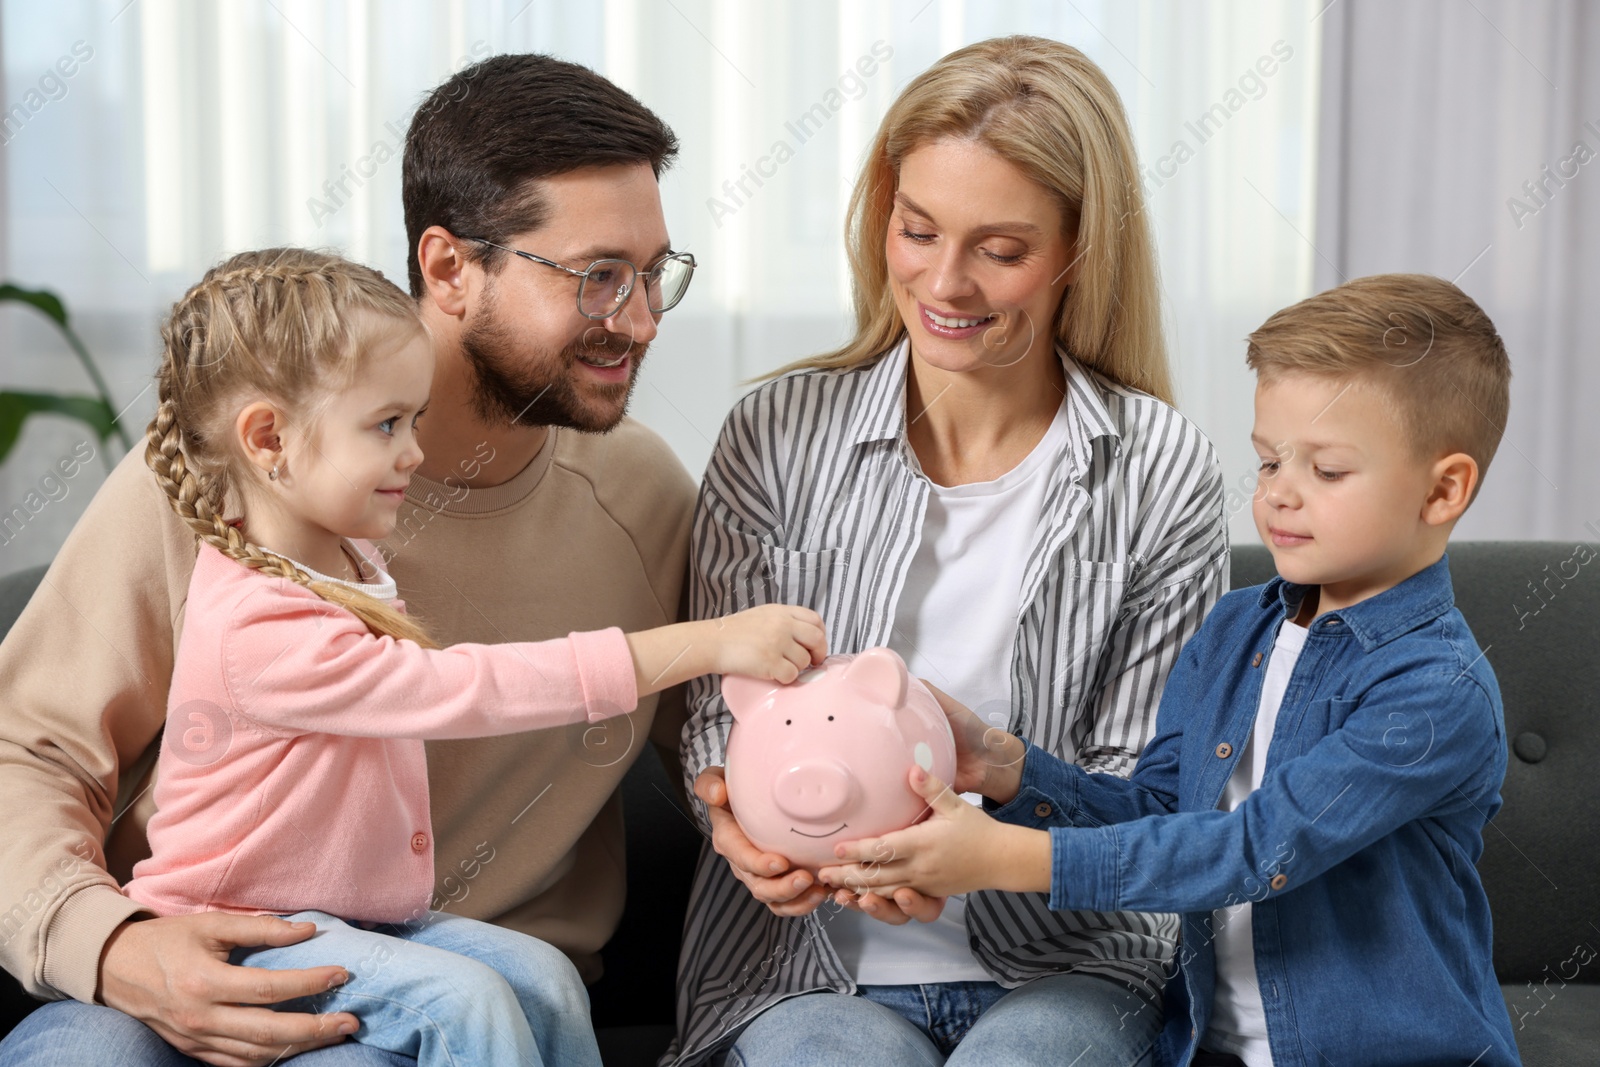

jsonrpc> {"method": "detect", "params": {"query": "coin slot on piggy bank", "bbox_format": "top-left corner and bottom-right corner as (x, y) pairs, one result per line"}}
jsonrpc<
(721, 647), (957, 869)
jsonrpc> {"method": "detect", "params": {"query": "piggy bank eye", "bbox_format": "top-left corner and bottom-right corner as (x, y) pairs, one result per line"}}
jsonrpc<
(785, 719), (792, 726)
(827, 715), (834, 721)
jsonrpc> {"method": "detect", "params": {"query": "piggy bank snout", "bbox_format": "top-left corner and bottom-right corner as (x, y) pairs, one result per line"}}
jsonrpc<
(773, 761), (855, 822)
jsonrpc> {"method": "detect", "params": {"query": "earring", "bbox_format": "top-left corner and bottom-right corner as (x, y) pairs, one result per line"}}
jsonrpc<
(268, 458), (283, 481)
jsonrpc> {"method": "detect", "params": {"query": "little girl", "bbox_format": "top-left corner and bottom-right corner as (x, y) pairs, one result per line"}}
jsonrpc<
(122, 248), (825, 1067)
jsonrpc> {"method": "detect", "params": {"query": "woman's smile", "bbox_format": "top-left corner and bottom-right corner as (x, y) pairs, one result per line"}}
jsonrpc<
(918, 301), (998, 339)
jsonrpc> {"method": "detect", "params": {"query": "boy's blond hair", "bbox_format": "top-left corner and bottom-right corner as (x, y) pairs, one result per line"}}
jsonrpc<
(1246, 274), (1511, 501)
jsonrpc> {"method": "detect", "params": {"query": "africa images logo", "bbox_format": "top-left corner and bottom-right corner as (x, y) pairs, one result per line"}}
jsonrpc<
(164, 699), (235, 767)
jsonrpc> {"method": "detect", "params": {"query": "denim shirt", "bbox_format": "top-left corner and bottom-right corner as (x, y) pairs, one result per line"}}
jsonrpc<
(990, 555), (1520, 1066)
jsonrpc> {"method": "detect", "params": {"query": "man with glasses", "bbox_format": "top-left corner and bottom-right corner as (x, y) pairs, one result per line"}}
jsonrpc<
(462, 237), (695, 326)
(0, 53), (697, 1066)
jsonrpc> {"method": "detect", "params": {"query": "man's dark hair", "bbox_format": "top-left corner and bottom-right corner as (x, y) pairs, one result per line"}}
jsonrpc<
(402, 53), (679, 297)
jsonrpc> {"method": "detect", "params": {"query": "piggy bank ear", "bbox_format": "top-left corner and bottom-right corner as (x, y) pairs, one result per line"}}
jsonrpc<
(721, 674), (777, 723)
(842, 647), (909, 709)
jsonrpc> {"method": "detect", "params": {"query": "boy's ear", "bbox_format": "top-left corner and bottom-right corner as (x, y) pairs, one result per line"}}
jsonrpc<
(1422, 451), (1479, 525)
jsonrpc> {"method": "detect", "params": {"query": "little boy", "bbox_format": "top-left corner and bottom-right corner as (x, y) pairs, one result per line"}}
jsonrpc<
(819, 274), (1521, 1066)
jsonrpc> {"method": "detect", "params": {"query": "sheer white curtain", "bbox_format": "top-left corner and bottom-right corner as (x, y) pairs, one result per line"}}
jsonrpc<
(1, 0), (1323, 571)
(1315, 0), (1599, 541)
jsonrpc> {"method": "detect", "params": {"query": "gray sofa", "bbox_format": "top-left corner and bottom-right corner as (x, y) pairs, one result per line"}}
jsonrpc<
(1, 542), (1595, 1064)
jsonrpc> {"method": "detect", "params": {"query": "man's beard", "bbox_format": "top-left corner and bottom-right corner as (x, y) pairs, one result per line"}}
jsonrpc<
(460, 299), (646, 433)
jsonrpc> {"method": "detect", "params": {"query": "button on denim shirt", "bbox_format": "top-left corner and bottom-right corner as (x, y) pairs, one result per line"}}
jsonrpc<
(991, 556), (1520, 1066)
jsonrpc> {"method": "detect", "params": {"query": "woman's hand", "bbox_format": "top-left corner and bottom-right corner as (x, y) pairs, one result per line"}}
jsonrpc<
(922, 681), (1027, 805)
(816, 767), (1052, 899)
(694, 766), (830, 916)
(828, 886), (948, 925)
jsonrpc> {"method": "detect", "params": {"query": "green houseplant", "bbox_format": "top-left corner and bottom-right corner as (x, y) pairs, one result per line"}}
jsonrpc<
(0, 282), (132, 470)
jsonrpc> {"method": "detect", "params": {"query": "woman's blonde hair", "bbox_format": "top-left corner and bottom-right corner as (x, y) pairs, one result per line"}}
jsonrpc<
(147, 247), (439, 648)
(777, 35), (1171, 403)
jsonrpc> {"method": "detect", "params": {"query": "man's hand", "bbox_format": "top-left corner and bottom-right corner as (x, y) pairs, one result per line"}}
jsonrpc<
(99, 913), (359, 1067)
(816, 767), (1052, 899)
(694, 767), (829, 917)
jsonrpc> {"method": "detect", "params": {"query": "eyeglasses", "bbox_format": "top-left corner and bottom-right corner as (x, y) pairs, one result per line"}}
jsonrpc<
(461, 237), (696, 321)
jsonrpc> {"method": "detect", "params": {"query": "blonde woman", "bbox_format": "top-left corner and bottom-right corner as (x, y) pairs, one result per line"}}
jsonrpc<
(673, 37), (1227, 1066)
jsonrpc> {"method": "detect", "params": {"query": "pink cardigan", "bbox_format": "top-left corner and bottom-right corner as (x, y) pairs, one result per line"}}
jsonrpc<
(124, 543), (638, 923)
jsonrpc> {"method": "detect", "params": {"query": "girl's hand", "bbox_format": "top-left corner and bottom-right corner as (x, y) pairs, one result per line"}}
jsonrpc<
(922, 681), (1027, 805)
(627, 607), (824, 696)
(710, 604), (826, 683)
(816, 767), (1051, 898)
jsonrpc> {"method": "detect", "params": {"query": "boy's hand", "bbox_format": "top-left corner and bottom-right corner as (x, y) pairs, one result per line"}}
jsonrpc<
(816, 767), (1052, 898)
(712, 604), (827, 683)
(922, 682), (1027, 805)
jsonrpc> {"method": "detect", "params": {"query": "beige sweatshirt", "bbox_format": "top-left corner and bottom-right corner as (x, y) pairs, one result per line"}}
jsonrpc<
(0, 418), (695, 1002)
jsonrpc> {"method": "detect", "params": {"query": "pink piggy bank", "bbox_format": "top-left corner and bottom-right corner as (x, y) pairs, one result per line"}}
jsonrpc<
(721, 647), (957, 869)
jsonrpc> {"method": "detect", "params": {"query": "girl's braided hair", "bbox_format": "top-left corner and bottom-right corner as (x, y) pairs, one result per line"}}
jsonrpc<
(147, 247), (438, 648)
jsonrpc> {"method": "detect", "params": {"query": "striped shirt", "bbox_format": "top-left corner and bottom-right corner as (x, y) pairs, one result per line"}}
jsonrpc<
(670, 339), (1228, 1065)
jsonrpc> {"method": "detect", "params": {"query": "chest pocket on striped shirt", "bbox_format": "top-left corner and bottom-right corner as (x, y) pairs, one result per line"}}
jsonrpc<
(758, 543), (846, 612)
(1073, 556), (1161, 620)
(1069, 557), (1136, 583)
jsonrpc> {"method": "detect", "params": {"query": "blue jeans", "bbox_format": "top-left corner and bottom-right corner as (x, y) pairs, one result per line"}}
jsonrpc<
(0, 1002), (408, 1067)
(237, 910), (598, 1066)
(0, 910), (599, 1067)
(725, 972), (1159, 1065)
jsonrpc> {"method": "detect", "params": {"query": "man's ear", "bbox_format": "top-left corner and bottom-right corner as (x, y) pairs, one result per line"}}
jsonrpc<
(417, 226), (473, 319)
(235, 403), (284, 478)
(1422, 451), (1479, 526)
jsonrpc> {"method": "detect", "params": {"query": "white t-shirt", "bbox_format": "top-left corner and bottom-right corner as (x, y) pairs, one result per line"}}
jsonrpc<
(825, 399), (1069, 985)
(1202, 616), (1309, 1065)
(265, 540), (396, 598)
